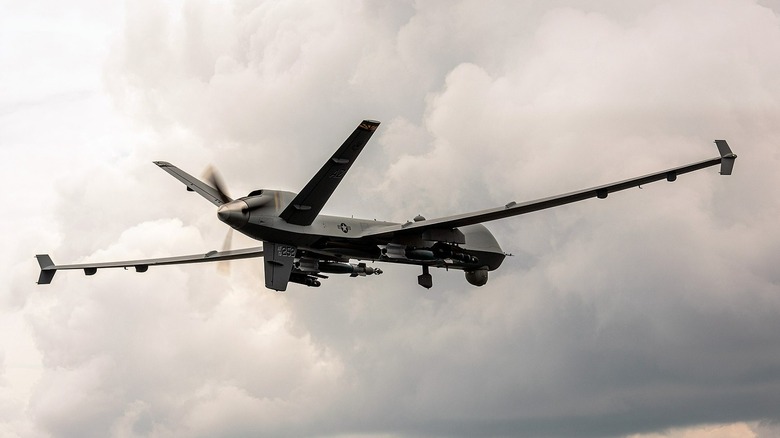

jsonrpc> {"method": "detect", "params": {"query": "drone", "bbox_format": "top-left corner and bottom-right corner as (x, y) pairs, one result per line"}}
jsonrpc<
(36, 120), (736, 291)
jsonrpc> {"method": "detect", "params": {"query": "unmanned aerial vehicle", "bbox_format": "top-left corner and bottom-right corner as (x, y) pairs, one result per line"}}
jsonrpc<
(36, 120), (736, 291)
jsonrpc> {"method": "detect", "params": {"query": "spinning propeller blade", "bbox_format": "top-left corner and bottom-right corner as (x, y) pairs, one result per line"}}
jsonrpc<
(217, 228), (233, 274)
(203, 165), (238, 274)
(203, 165), (232, 204)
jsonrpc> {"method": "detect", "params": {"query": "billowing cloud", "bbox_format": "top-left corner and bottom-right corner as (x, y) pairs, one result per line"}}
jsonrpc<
(3, 0), (780, 437)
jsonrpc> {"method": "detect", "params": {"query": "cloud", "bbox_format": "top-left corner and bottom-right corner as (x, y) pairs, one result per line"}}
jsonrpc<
(3, 0), (780, 437)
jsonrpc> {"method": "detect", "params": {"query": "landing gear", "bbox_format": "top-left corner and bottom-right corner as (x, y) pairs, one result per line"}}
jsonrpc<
(418, 265), (433, 289)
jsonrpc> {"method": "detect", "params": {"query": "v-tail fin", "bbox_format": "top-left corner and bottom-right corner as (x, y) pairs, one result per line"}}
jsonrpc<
(154, 161), (232, 206)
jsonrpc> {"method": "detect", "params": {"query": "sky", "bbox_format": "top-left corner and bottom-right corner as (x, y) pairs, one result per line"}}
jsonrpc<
(2, 0), (780, 437)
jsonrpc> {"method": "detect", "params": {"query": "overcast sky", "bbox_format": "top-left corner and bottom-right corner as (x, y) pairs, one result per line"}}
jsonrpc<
(2, 0), (780, 437)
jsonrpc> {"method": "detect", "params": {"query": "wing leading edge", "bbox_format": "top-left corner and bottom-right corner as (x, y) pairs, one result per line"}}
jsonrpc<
(361, 140), (736, 240)
(36, 247), (264, 284)
(279, 120), (380, 226)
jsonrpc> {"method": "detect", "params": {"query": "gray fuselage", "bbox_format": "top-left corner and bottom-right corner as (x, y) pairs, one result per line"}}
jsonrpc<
(223, 190), (506, 271)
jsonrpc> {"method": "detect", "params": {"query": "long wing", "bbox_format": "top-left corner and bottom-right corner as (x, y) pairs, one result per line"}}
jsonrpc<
(154, 161), (231, 206)
(361, 140), (737, 240)
(35, 247), (264, 284)
(279, 120), (380, 226)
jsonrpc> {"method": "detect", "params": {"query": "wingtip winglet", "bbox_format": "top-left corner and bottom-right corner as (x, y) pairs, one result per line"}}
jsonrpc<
(35, 254), (56, 285)
(714, 140), (737, 175)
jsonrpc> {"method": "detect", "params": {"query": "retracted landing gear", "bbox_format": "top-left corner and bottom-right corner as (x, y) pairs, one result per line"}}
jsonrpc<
(418, 265), (433, 289)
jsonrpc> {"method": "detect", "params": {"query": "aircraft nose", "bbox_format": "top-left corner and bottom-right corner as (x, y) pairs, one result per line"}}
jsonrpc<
(217, 200), (249, 228)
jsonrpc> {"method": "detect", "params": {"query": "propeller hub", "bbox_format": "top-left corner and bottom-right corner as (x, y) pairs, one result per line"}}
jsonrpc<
(217, 200), (249, 228)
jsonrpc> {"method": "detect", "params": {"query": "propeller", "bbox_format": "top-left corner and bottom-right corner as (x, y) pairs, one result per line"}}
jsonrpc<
(217, 227), (233, 274)
(203, 165), (235, 273)
(203, 165), (232, 204)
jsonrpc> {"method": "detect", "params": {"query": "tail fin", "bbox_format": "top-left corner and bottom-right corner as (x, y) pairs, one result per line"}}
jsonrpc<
(153, 161), (232, 207)
(36, 254), (56, 284)
(715, 140), (737, 175)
